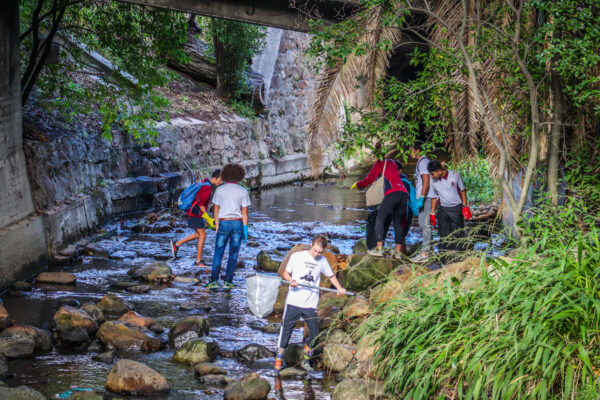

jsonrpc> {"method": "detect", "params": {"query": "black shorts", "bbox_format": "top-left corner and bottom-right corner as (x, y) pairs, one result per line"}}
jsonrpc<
(188, 205), (206, 229)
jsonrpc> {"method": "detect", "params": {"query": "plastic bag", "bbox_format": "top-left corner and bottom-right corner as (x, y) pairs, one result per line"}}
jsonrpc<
(246, 274), (282, 318)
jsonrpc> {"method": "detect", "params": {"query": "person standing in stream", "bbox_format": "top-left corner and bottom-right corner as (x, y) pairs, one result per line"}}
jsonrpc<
(409, 141), (436, 263)
(351, 157), (408, 258)
(170, 169), (222, 266)
(274, 234), (347, 373)
(204, 163), (250, 291)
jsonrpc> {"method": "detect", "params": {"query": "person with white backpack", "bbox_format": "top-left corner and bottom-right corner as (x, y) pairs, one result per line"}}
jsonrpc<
(350, 157), (408, 258)
(170, 169), (222, 266)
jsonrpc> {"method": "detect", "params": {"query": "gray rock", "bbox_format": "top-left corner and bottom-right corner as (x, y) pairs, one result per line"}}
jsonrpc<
(59, 327), (90, 345)
(172, 339), (219, 365)
(59, 245), (78, 257)
(110, 280), (139, 289)
(224, 372), (270, 400)
(57, 297), (80, 308)
(197, 374), (231, 386)
(0, 385), (47, 400)
(135, 261), (172, 282)
(248, 320), (280, 334)
(323, 342), (354, 372)
(256, 251), (280, 273)
(0, 334), (36, 358)
(173, 276), (199, 284)
(106, 359), (169, 394)
(179, 301), (202, 311)
(0, 354), (7, 375)
(97, 321), (160, 352)
(126, 285), (150, 294)
(278, 367), (307, 379)
(194, 362), (226, 376)
(97, 294), (134, 317)
(246, 241), (260, 248)
(93, 351), (115, 364)
(109, 250), (137, 260)
(80, 302), (105, 324)
(234, 344), (274, 364)
(331, 379), (369, 400)
(168, 316), (210, 348)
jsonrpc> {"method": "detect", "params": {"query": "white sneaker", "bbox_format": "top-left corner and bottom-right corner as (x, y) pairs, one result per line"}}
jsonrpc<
(367, 247), (384, 257)
(410, 252), (429, 263)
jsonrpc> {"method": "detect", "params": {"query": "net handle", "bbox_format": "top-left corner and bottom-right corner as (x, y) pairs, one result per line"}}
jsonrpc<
(248, 273), (356, 296)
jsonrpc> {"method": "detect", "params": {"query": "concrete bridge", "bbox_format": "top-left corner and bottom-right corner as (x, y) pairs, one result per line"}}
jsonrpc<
(0, 0), (358, 288)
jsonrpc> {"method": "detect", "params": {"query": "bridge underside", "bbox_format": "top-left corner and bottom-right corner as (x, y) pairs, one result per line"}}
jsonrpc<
(122, 0), (360, 31)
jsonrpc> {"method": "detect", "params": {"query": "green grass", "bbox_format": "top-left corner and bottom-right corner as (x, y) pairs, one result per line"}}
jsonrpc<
(361, 192), (600, 399)
(450, 158), (498, 203)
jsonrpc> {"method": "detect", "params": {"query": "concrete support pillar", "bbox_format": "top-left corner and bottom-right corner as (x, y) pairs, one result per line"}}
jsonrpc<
(0, 1), (48, 289)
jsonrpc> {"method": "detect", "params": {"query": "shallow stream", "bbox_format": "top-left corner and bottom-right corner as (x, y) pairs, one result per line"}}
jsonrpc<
(2, 179), (422, 399)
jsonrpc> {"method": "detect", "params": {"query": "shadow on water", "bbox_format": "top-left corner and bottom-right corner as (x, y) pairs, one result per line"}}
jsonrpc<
(2, 180), (387, 399)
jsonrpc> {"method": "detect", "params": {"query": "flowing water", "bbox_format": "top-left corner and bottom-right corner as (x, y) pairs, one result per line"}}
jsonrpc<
(1, 179), (422, 399)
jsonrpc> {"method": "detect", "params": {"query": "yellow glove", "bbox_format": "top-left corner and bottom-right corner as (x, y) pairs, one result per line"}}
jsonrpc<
(201, 212), (216, 229)
(350, 182), (358, 190)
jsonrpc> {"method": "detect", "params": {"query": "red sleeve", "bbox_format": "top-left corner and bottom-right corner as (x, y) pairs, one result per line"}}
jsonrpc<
(195, 185), (212, 208)
(357, 161), (383, 189)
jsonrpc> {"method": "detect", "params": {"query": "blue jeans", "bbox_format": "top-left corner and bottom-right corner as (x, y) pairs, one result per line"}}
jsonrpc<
(210, 220), (243, 283)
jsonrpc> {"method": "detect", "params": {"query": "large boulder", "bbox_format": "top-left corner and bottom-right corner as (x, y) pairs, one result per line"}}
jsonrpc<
(54, 306), (98, 335)
(0, 385), (47, 400)
(323, 342), (354, 372)
(256, 251), (280, 273)
(135, 261), (172, 283)
(97, 321), (160, 352)
(172, 339), (219, 365)
(97, 294), (134, 317)
(277, 244), (338, 279)
(36, 272), (76, 285)
(168, 316), (210, 348)
(0, 326), (52, 352)
(345, 296), (370, 319)
(339, 254), (396, 292)
(272, 285), (289, 313)
(0, 303), (9, 330)
(331, 379), (369, 400)
(0, 334), (35, 358)
(80, 302), (105, 324)
(224, 372), (270, 400)
(106, 359), (169, 395)
(234, 344), (274, 364)
(352, 239), (368, 254)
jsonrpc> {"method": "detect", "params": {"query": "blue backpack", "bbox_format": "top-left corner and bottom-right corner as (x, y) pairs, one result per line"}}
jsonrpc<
(177, 180), (211, 211)
(402, 178), (419, 217)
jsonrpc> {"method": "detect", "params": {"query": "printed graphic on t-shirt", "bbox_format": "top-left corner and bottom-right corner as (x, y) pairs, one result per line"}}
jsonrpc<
(285, 250), (333, 309)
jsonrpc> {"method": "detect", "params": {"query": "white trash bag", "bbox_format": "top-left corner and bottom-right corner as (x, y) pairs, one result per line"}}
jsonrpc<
(246, 274), (282, 318)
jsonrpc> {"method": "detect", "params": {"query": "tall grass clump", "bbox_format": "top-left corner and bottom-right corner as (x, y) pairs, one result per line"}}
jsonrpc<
(450, 158), (498, 203)
(361, 191), (600, 399)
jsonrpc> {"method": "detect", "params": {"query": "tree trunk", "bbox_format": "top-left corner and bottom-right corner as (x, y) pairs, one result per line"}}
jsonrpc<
(213, 33), (233, 100)
(167, 40), (217, 86)
(548, 67), (563, 206)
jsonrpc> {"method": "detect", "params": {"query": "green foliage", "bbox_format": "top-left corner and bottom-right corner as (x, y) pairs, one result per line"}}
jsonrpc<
(449, 158), (498, 203)
(20, 0), (188, 141)
(362, 195), (600, 399)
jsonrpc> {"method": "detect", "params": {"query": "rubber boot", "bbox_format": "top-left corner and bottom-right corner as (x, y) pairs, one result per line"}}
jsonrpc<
(274, 347), (285, 374)
(300, 344), (314, 371)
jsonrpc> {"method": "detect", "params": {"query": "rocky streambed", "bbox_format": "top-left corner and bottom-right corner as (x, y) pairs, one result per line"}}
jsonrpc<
(0, 180), (501, 399)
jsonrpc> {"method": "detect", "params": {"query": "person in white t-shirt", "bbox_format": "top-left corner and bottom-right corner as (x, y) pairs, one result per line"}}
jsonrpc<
(204, 163), (251, 291)
(410, 141), (436, 263)
(274, 235), (347, 373)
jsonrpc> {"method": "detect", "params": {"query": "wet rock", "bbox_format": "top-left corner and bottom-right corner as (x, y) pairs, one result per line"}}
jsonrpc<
(248, 320), (280, 334)
(224, 372), (270, 400)
(110, 280), (139, 289)
(131, 221), (172, 234)
(97, 294), (134, 316)
(179, 301), (202, 311)
(173, 276), (199, 284)
(0, 385), (47, 400)
(126, 285), (151, 294)
(97, 321), (160, 352)
(0, 334), (35, 358)
(0, 326), (52, 353)
(278, 367), (307, 379)
(135, 261), (172, 283)
(197, 374), (231, 386)
(331, 379), (369, 400)
(80, 302), (105, 324)
(148, 322), (166, 334)
(59, 326), (90, 345)
(0, 303), (9, 330)
(273, 285), (288, 313)
(52, 254), (72, 265)
(36, 272), (77, 285)
(83, 240), (114, 257)
(118, 311), (155, 329)
(172, 339), (219, 365)
(284, 343), (304, 365)
(106, 359), (169, 395)
(54, 306), (98, 335)
(154, 316), (177, 330)
(13, 281), (31, 291)
(246, 241), (260, 248)
(168, 316), (209, 348)
(57, 298), (81, 308)
(323, 342), (354, 372)
(194, 362), (226, 376)
(256, 251), (280, 272)
(93, 351), (114, 364)
(109, 250), (137, 260)
(345, 296), (370, 319)
(59, 245), (78, 257)
(275, 245), (289, 251)
(234, 344), (275, 364)
(340, 254), (395, 292)
(0, 354), (6, 375)
(352, 239), (368, 254)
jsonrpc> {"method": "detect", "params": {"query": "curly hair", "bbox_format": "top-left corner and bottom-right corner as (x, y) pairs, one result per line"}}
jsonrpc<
(220, 163), (246, 183)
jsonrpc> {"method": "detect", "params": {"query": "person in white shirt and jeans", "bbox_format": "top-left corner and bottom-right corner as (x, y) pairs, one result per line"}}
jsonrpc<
(410, 141), (435, 263)
(205, 163), (251, 291)
(274, 235), (347, 373)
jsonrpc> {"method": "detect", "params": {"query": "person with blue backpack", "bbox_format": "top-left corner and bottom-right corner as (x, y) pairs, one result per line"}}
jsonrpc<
(170, 169), (222, 266)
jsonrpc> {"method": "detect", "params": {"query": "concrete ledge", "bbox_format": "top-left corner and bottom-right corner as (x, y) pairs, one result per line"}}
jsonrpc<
(0, 215), (48, 290)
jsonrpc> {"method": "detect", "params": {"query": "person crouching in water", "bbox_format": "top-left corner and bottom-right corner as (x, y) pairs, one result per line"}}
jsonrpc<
(170, 169), (222, 266)
(205, 163), (250, 291)
(274, 234), (347, 373)
(427, 160), (472, 255)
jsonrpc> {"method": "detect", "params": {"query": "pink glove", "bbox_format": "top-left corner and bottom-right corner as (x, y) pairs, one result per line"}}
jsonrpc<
(462, 206), (472, 220)
(430, 213), (436, 227)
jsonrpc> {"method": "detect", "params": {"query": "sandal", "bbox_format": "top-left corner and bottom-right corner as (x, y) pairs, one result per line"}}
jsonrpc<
(195, 260), (206, 267)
